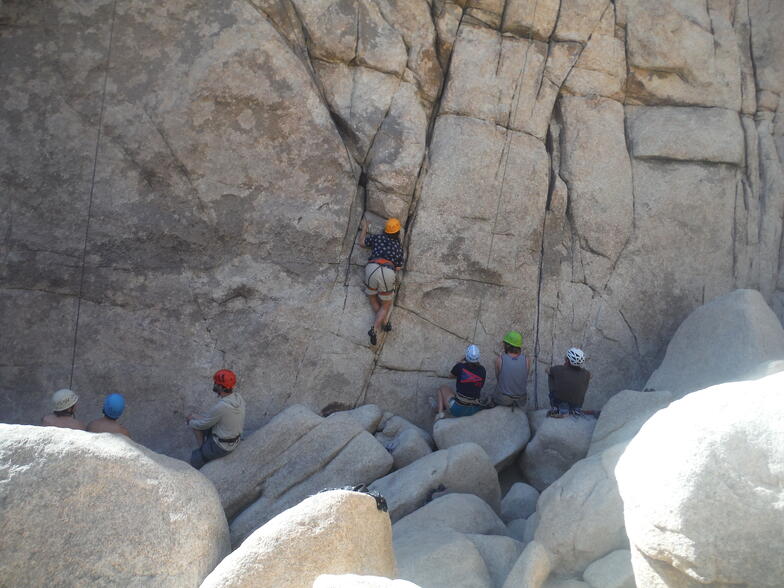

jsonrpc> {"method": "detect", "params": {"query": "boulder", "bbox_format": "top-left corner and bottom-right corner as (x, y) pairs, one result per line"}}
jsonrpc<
(370, 443), (501, 522)
(519, 415), (596, 491)
(201, 405), (323, 518)
(534, 444), (628, 575)
(502, 540), (553, 588)
(0, 425), (229, 586)
(229, 427), (393, 545)
(544, 580), (590, 588)
(645, 289), (784, 397)
(581, 550), (634, 588)
(376, 415), (434, 470)
(507, 518), (529, 543)
(333, 404), (384, 432)
(466, 534), (525, 588)
(201, 490), (395, 588)
(394, 493), (507, 538)
(616, 372), (784, 587)
(395, 527), (493, 588)
(501, 482), (540, 522)
(433, 407), (531, 469)
(314, 576), (421, 588)
(588, 390), (673, 456)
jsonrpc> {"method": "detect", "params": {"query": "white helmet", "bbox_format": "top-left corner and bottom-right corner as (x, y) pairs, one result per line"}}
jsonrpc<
(465, 344), (480, 362)
(566, 348), (585, 366)
(52, 388), (79, 412)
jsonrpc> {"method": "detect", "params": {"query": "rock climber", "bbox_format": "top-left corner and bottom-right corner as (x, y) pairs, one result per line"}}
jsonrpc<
(41, 388), (86, 430)
(435, 344), (487, 421)
(359, 216), (404, 346)
(547, 347), (591, 417)
(488, 330), (530, 410)
(87, 393), (131, 438)
(186, 369), (246, 469)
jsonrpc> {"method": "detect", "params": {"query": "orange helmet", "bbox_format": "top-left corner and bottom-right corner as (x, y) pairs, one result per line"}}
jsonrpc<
(213, 369), (237, 389)
(385, 218), (401, 234)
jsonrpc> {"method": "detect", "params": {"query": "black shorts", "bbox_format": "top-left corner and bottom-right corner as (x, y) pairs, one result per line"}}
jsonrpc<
(190, 429), (230, 470)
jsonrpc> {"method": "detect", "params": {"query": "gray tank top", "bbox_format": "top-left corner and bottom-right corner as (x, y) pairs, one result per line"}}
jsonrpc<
(497, 353), (528, 398)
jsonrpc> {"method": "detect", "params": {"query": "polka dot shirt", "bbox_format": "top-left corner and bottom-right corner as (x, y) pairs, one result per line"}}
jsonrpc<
(365, 234), (404, 267)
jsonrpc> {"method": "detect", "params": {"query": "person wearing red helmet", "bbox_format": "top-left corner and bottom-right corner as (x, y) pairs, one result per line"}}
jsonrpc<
(186, 369), (246, 469)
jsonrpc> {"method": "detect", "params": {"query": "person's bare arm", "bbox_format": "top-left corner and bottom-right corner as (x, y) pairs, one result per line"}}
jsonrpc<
(495, 355), (502, 378)
(526, 355), (532, 374)
(359, 218), (369, 248)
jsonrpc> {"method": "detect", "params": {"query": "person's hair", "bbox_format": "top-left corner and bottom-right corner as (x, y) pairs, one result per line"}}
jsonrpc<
(54, 407), (74, 417)
(385, 231), (400, 240)
(504, 342), (521, 354)
(214, 383), (232, 395)
(102, 410), (118, 420)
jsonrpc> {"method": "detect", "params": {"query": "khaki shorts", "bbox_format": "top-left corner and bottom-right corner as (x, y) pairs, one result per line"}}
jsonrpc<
(364, 263), (396, 301)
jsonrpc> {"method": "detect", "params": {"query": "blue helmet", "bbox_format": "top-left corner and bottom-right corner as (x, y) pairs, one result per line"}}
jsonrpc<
(103, 394), (125, 420)
(465, 344), (480, 363)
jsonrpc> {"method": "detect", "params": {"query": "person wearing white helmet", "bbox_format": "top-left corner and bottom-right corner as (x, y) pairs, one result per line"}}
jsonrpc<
(547, 347), (591, 417)
(435, 344), (487, 421)
(41, 388), (86, 431)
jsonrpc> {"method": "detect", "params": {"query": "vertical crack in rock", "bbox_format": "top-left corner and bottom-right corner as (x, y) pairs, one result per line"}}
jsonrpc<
(69, 0), (118, 388)
(355, 5), (468, 406)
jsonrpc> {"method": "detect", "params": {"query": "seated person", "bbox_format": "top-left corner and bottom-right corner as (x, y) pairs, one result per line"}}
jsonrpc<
(548, 347), (591, 417)
(41, 388), (86, 431)
(489, 330), (530, 410)
(435, 344), (486, 420)
(87, 394), (131, 438)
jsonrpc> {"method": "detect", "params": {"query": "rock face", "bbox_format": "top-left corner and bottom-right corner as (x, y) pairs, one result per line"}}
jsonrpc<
(616, 372), (784, 587)
(201, 489), (395, 588)
(3, 0), (784, 455)
(0, 424), (229, 586)
(645, 289), (784, 397)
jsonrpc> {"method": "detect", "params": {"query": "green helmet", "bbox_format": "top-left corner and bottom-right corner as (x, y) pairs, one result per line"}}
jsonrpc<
(503, 330), (523, 348)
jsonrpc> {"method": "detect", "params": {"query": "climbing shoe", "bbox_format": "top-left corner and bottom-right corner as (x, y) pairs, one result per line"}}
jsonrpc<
(368, 327), (377, 346)
(547, 408), (564, 419)
(382, 322), (392, 332)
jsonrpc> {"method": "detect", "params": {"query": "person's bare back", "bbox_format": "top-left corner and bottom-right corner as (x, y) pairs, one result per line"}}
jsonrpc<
(42, 414), (86, 431)
(87, 416), (131, 438)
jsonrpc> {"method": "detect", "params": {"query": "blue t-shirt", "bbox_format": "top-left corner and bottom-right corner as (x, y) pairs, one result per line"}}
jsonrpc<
(365, 234), (404, 267)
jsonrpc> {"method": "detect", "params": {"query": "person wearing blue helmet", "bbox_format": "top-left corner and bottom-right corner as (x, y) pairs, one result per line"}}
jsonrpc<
(434, 344), (487, 421)
(87, 393), (131, 438)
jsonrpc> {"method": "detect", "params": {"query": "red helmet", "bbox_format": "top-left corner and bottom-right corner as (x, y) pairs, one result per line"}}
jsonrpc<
(213, 369), (237, 389)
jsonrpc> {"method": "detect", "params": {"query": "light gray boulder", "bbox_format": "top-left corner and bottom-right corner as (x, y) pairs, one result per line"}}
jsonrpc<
(616, 372), (784, 587)
(433, 407), (531, 469)
(507, 518), (528, 543)
(466, 534), (525, 588)
(370, 443), (501, 522)
(202, 490), (395, 588)
(519, 416), (597, 491)
(588, 389), (673, 456)
(501, 482), (540, 522)
(230, 427), (393, 545)
(0, 425), (229, 587)
(544, 580), (590, 588)
(395, 527), (493, 588)
(314, 576), (421, 588)
(502, 540), (553, 588)
(202, 405), (323, 518)
(645, 289), (784, 397)
(333, 404), (384, 433)
(376, 415), (434, 470)
(534, 444), (628, 575)
(582, 550), (634, 588)
(394, 493), (507, 538)
(524, 512), (540, 543)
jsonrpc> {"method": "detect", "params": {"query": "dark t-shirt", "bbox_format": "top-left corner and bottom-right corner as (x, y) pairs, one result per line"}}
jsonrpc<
(365, 234), (404, 268)
(548, 365), (591, 407)
(451, 361), (487, 404)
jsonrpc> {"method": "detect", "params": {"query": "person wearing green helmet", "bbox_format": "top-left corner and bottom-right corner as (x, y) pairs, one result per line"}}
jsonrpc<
(488, 330), (530, 409)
